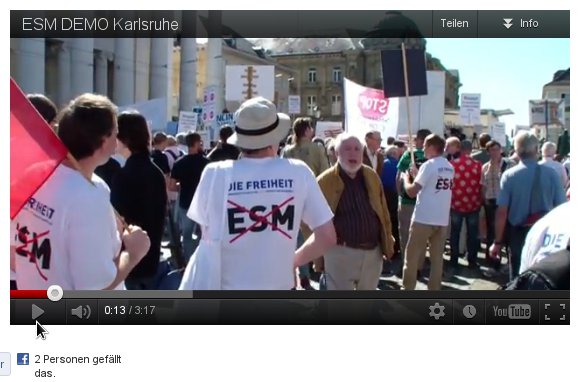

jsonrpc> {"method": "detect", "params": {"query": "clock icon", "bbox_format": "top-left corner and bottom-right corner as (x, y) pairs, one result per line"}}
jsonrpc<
(463, 305), (477, 319)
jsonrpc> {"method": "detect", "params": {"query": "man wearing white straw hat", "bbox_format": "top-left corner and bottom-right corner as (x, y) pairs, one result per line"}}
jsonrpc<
(186, 97), (337, 289)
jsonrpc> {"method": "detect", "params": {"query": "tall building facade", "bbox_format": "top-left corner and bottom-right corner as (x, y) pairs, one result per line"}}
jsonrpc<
(255, 38), (461, 122)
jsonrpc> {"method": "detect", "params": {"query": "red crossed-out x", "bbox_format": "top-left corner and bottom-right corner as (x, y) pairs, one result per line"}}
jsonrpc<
(227, 196), (295, 243)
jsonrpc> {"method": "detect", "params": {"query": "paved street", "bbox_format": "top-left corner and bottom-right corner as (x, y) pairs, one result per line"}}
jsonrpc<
(162, 236), (508, 290)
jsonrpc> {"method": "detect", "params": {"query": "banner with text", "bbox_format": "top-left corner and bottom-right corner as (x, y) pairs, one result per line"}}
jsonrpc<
(490, 122), (506, 146)
(344, 78), (399, 142)
(460, 93), (481, 125)
(216, 112), (235, 127)
(529, 99), (562, 126)
(226, 65), (275, 102)
(178, 111), (198, 134)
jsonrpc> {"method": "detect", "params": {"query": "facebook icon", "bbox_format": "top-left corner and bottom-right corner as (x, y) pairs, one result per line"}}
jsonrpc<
(17, 353), (29, 365)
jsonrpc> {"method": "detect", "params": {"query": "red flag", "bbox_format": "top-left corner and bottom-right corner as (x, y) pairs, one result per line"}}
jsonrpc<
(10, 78), (68, 219)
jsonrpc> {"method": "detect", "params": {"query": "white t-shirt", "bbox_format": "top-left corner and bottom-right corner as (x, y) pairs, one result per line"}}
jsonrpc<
(189, 157), (333, 290)
(520, 202), (570, 273)
(411, 156), (455, 227)
(164, 146), (185, 170)
(12, 165), (122, 290)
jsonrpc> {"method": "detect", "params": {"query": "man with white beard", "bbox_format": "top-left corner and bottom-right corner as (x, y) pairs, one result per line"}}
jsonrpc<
(310, 133), (395, 290)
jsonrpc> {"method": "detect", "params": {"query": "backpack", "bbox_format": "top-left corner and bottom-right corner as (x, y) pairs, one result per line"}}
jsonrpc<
(503, 248), (569, 290)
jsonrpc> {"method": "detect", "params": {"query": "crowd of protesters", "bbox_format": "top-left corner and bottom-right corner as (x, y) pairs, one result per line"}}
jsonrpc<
(10, 92), (570, 291)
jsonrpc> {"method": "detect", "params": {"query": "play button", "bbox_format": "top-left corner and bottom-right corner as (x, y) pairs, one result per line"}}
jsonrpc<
(31, 304), (45, 320)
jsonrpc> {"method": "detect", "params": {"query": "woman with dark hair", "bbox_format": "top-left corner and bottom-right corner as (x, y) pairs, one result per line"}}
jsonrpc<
(111, 111), (168, 290)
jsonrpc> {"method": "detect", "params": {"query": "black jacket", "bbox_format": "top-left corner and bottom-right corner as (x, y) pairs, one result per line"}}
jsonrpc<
(111, 152), (167, 279)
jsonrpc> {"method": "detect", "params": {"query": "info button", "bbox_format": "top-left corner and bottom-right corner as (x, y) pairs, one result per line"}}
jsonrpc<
(433, 11), (478, 37)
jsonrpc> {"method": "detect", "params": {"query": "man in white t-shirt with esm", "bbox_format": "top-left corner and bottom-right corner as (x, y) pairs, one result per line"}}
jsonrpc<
(12, 94), (150, 290)
(402, 134), (454, 290)
(186, 97), (337, 289)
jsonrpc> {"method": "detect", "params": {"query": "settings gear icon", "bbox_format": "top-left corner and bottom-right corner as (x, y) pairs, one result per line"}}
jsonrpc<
(429, 302), (446, 320)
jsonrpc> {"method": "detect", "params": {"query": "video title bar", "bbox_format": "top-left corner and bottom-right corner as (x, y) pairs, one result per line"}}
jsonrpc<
(10, 10), (569, 38)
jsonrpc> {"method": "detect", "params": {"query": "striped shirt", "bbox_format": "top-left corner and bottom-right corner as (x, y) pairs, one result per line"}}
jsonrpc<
(334, 168), (380, 249)
(482, 159), (511, 200)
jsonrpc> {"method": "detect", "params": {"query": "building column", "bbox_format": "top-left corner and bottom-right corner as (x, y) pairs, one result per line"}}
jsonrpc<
(179, 38), (197, 112)
(113, 38), (135, 106)
(150, 38), (172, 120)
(70, 38), (94, 97)
(94, 51), (108, 96)
(206, 38), (225, 112)
(57, 42), (71, 107)
(134, 38), (150, 102)
(17, 38), (45, 94)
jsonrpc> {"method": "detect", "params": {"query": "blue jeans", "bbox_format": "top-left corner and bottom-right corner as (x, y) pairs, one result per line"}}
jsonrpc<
(450, 210), (480, 265)
(297, 231), (311, 278)
(178, 207), (199, 263)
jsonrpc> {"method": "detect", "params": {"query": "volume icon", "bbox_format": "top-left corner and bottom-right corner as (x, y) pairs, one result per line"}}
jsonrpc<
(71, 305), (91, 319)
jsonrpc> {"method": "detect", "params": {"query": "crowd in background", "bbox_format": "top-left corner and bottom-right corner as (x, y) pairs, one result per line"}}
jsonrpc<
(10, 92), (570, 291)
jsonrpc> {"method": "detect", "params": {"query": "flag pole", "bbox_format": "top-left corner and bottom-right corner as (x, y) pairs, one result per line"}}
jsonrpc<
(401, 43), (416, 166)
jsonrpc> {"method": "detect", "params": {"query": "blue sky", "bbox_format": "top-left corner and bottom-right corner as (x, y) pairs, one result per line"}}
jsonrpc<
(426, 38), (570, 132)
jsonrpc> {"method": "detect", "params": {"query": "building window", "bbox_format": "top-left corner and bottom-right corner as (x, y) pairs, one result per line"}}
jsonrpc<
(308, 68), (317, 83)
(331, 95), (342, 115)
(333, 67), (342, 83)
(307, 95), (317, 114)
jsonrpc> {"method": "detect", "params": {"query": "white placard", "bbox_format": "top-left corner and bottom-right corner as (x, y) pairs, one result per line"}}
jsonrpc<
(529, 99), (562, 126)
(344, 78), (399, 143)
(288, 95), (301, 114)
(118, 98), (168, 132)
(178, 111), (198, 134)
(396, 71), (446, 138)
(490, 122), (506, 146)
(225, 65), (275, 102)
(460, 93), (481, 125)
(202, 86), (218, 123)
(529, 100), (547, 125)
(198, 130), (210, 150)
(315, 121), (344, 140)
